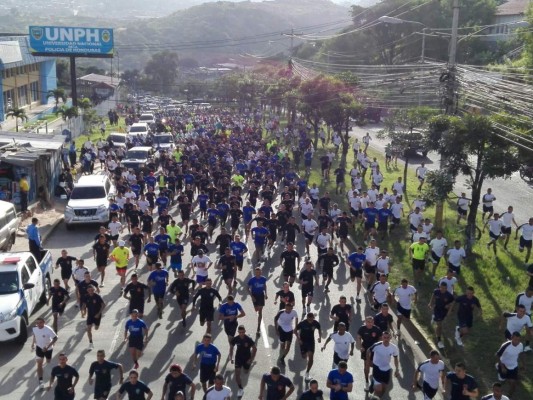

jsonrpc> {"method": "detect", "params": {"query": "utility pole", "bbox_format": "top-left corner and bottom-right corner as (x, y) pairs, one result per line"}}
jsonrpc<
(445, 0), (460, 115)
(418, 28), (428, 106)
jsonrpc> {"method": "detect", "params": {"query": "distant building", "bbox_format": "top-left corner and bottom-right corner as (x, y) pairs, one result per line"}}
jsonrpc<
(77, 73), (120, 102)
(0, 35), (57, 123)
(488, 0), (531, 41)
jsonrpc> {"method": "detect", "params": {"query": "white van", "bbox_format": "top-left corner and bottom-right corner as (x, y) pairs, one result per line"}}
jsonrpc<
(64, 174), (116, 229)
(0, 200), (21, 251)
(128, 122), (150, 143)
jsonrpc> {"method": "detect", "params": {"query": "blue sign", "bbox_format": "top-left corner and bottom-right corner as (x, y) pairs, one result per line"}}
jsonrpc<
(29, 26), (114, 58)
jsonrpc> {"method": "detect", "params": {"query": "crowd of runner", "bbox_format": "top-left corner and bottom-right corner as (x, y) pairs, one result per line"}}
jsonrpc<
(33, 104), (533, 400)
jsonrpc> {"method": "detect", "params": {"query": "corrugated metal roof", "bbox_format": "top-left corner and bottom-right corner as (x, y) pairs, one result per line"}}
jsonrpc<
(0, 36), (55, 70)
(0, 133), (64, 150)
(78, 73), (121, 87)
(495, 0), (530, 16)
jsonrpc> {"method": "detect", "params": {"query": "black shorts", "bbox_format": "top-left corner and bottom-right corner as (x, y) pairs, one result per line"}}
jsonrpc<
(412, 258), (425, 271)
(520, 236), (533, 249)
(372, 365), (392, 384)
(498, 364), (518, 380)
(397, 304), (411, 319)
(252, 293), (265, 307)
(146, 255), (158, 265)
(200, 308), (215, 324)
(236, 259), (244, 270)
(422, 381), (438, 399)
(392, 217), (400, 225)
(200, 364), (216, 384)
(338, 230), (348, 239)
(350, 208), (359, 217)
(458, 316), (473, 329)
(482, 205), (493, 213)
(377, 221), (388, 232)
(448, 263), (461, 275)
(54, 388), (75, 400)
(458, 208), (467, 216)
(128, 336), (144, 351)
(301, 288), (314, 298)
(221, 271), (235, 281)
(94, 385), (111, 399)
(87, 315), (101, 327)
(96, 257), (108, 268)
(60, 269), (72, 280)
(131, 247), (141, 256)
(278, 327), (294, 343)
(300, 340), (315, 355)
(283, 269), (296, 279)
(430, 251), (441, 264)
(234, 357), (251, 370)
(177, 297), (190, 306)
(52, 304), (66, 315)
(364, 264), (376, 274)
(304, 232), (314, 242)
(224, 321), (238, 337)
(334, 352), (348, 365)
(153, 291), (165, 301)
(350, 268), (363, 279)
(364, 222), (375, 231)
(502, 226), (512, 235)
(433, 310), (447, 323)
(129, 302), (145, 315)
(322, 266), (334, 278)
(36, 346), (53, 360)
(110, 234), (119, 241)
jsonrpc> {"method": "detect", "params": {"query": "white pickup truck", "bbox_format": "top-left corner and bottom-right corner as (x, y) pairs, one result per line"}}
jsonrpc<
(0, 251), (52, 344)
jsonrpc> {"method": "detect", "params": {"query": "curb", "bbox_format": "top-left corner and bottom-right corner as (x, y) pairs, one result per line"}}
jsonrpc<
(41, 217), (63, 245)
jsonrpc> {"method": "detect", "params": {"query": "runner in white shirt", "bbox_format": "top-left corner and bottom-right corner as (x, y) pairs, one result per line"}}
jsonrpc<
(275, 304), (299, 364)
(438, 270), (458, 295)
(352, 174), (363, 191)
(362, 132), (372, 151)
(349, 195), (361, 223)
(516, 217), (533, 263)
(302, 216), (319, 254)
(376, 251), (391, 277)
(309, 185), (320, 206)
(321, 322), (355, 364)
(300, 199), (314, 220)
(390, 198), (404, 231)
(364, 240), (380, 290)
(499, 206), (518, 250)
(422, 219), (434, 236)
(31, 317), (58, 390)
(412, 226), (428, 243)
(481, 382), (510, 400)
(446, 240), (466, 275)
(393, 279), (417, 335)
(495, 332), (524, 395)
(482, 188), (496, 220)
(391, 177), (404, 196)
(367, 332), (399, 398)
(191, 250), (213, 287)
(484, 213), (504, 254)
(408, 208), (424, 233)
(108, 217), (123, 247)
(429, 231), (448, 279)
(137, 196), (150, 213)
(316, 229), (332, 254)
(370, 274), (391, 310)
(416, 162), (428, 191)
(367, 187), (378, 203)
(205, 374), (232, 400)
(412, 350), (445, 400)
(456, 192), (470, 224)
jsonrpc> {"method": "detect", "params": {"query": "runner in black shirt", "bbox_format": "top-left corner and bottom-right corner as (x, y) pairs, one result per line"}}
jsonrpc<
(161, 364), (195, 400)
(299, 261), (319, 312)
(92, 235), (110, 287)
(229, 205), (243, 236)
(47, 279), (69, 332)
(217, 248), (236, 294)
(117, 370), (152, 400)
(259, 367), (294, 400)
(296, 313), (322, 381)
(357, 316), (382, 388)
(330, 296), (352, 331)
(280, 242), (301, 286)
(266, 214), (280, 249)
(299, 379), (324, 400)
(55, 250), (77, 291)
(129, 227), (145, 270)
(77, 272), (100, 315)
(229, 325), (257, 397)
(140, 211), (154, 241)
(282, 217), (301, 244)
(275, 283), (296, 310)
(123, 274), (150, 317)
(374, 303), (394, 334)
(48, 353), (79, 399)
(88, 350), (124, 400)
(83, 286), (105, 349)
(214, 228), (232, 256)
(169, 270), (196, 328)
(317, 247), (340, 292)
(192, 279), (222, 334)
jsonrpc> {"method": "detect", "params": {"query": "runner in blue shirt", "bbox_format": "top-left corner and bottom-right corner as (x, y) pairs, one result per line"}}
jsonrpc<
(124, 310), (149, 369)
(377, 203), (393, 240)
(242, 202), (256, 239)
(206, 204), (220, 238)
(363, 203), (379, 243)
(144, 173), (157, 190)
(218, 295), (245, 343)
(248, 267), (268, 334)
(154, 228), (171, 266)
(347, 247), (366, 303)
(251, 221), (269, 265)
(326, 361), (353, 400)
(229, 236), (248, 276)
(168, 240), (184, 277)
(155, 193), (170, 216)
(192, 334), (221, 392)
(197, 192), (209, 219)
(148, 263), (168, 319)
(143, 238), (160, 269)
(259, 203), (274, 219)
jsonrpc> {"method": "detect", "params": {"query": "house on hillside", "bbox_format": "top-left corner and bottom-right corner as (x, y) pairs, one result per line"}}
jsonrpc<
(487, 0), (531, 41)
(77, 73), (121, 103)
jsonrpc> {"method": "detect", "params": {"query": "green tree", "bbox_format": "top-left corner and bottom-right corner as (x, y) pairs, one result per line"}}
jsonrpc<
(378, 107), (438, 191)
(121, 69), (142, 91)
(47, 88), (67, 109)
(56, 105), (79, 128)
(427, 113), (520, 247)
(6, 107), (28, 132)
(421, 170), (455, 228)
(144, 52), (179, 94)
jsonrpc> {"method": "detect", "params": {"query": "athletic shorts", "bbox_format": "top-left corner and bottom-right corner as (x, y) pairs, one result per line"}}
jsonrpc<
(422, 381), (438, 399)
(131, 247), (141, 256)
(412, 259), (425, 271)
(128, 336), (144, 351)
(350, 268), (363, 279)
(116, 267), (127, 276)
(392, 217), (400, 225)
(364, 222), (375, 231)
(110, 234), (119, 241)
(300, 341), (315, 356)
(129, 302), (144, 315)
(377, 221), (388, 232)
(483, 205), (493, 213)
(397, 304), (411, 319)
(430, 251), (441, 264)
(350, 208), (359, 217)
(498, 364), (518, 380)
(54, 387), (75, 400)
(224, 321), (238, 337)
(278, 327), (294, 343)
(458, 208), (467, 216)
(94, 385), (111, 400)
(301, 288), (314, 298)
(458, 316), (473, 329)
(236, 259), (244, 270)
(96, 257), (108, 268)
(36, 346), (53, 360)
(170, 262), (182, 271)
(196, 275), (208, 284)
(334, 352), (348, 365)
(86, 315), (101, 327)
(252, 293), (265, 307)
(234, 357), (251, 370)
(372, 365), (392, 385)
(364, 264), (377, 274)
(323, 266), (334, 278)
(489, 231), (501, 240)
(199, 308), (214, 324)
(448, 263), (461, 275)
(432, 310), (447, 323)
(177, 297), (189, 306)
(153, 291), (165, 301)
(520, 236), (532, 249)
(199, 364), (216, 384)
(60, 269), (72, 280)
(304, 233), (314, 242)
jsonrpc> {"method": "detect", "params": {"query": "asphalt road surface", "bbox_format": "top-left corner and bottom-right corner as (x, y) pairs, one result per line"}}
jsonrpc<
(351, 124), (533, 225)
(1, 216), (435, 400)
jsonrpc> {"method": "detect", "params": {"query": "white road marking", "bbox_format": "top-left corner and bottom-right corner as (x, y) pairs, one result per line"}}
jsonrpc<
(260, 319), (269, 348)
(108, 311), (126, 355)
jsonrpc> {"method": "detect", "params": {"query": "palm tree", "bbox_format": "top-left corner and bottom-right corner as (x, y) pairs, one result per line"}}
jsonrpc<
(47, 88), (67, 109)
(6, 108), (28, 132)
(56, 105), (79, 121)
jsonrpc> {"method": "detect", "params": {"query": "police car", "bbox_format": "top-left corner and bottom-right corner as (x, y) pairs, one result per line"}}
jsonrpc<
(0, 251), (52, 344)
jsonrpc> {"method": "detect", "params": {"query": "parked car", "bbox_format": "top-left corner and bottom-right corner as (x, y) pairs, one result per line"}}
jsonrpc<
(64, 174), (116, 229)
(0, 250), (52, 343)
(122, 146), (154, 172)
(107, 133), (128, 149)
(0, 200), (21, 251)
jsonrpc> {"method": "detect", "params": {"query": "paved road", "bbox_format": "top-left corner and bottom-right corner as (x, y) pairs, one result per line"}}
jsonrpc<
(351, 124), (533, 225)
(1, 212), (434, 400)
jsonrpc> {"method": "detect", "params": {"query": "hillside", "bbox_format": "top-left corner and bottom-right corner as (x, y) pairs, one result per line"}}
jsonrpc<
(116, 0), (351, 68)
